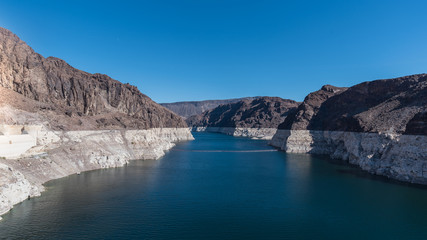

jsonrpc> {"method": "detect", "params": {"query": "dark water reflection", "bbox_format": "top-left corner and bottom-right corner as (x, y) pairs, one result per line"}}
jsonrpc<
(1, 132), (427, 239)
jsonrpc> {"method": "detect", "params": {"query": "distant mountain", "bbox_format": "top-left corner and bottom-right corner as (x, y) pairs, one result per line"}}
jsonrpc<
(279, 74), (427, 135)
(186, 97), (299, 128)
(0, 27), (186, 130)
(161, 97), (259, 118)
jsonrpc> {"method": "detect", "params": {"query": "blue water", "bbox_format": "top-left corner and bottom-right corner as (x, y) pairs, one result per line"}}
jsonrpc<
(1, 132), (427, 239)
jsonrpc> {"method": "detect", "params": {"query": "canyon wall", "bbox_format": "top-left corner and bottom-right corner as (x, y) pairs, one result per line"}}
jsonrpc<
(271, 74), (427, 184)
(0, 27), (195, 219)
(187, 97), (299, 139)
(0, 27), (186, 130)
(161, 97), (259, 118)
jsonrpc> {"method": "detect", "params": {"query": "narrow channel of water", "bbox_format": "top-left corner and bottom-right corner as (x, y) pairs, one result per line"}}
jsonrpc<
(1, 132), (427, 239)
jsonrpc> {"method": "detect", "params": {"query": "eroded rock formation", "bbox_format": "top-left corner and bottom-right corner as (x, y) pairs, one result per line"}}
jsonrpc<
(161, 97), (259, 118)
(0, 27), (194, 219)
(187, 97), (299, 128)
(0, 27), (186, 130)
(271, 74), (427, 184)
(279, 74), (427, 134)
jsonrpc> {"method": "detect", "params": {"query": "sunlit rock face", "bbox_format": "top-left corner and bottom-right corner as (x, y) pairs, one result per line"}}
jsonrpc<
(0, 27), (195, 219)
(271, 74), (427, 184)
(0, 27), (186, 130)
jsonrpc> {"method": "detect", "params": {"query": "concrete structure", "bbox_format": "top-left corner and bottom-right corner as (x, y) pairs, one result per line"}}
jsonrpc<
(0, 125), (42, 158)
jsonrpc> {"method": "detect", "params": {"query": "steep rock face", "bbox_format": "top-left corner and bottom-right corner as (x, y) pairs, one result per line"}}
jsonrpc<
(404, 111), (427, 135)
(272, 74), (427, 184)
(0, 27), (186, 130)
(161, 97), (258, 118)
(187, 97), (299, 128)
(279, 85), (347, 130)
(280, 74), (427, 134)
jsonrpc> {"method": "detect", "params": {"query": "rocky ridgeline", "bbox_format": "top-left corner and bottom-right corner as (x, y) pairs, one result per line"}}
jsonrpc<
(161, 97), (259, 118)
(272, 74), (427, 184)
(0, 27), (186, 130)
(279, 74), (427, 134)
(186, 97), (299, 139)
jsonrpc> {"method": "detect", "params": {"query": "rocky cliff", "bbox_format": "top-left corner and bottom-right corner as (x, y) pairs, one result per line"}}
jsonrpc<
(279, 74), (427, 134)
(161, 97), (258, 118)
(0, 27), (186, 130)
(271, 74), (427, 184)
(0, 27), (194, 219)
(187, 97), (299, 139)
(187, 97), (299, 128)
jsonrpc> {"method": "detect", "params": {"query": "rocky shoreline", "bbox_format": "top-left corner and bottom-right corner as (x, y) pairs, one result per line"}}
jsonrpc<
(270, 130), (427, 184)
(0, 128), (194, 219)
(192, 127), (278, 140)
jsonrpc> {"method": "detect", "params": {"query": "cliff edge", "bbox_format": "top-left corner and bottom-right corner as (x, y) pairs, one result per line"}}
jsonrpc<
(271, 74), (427, 184)
(0, 27), (186, 130)
(279, 74), (427, 134)
(0, 27), (193, 219)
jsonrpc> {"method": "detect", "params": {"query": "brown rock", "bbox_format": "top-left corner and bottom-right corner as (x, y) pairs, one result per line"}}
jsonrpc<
(0, 27), (186, 130)
(187, 97), (299, 128)
(279, 74), (427, 135)
(161, 97), (259, 118)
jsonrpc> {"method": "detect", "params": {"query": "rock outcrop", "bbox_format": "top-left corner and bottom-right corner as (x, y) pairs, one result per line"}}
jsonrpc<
(279, 74), (427, 134)
(187, 97), (299, 128)
(187, 97), (299, 139)
(0, 27), (186, 130)
(271, 74), (427, 184)
(0, 27), (194, 219)
(161, 97), (259, 118)
(278, 85), (347, 130)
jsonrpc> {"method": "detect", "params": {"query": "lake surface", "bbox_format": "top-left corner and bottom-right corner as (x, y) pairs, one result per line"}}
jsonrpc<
(1, 132), (427, 239)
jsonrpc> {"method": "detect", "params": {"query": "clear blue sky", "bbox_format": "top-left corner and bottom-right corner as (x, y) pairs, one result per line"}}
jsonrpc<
(1, 0), (426, 103)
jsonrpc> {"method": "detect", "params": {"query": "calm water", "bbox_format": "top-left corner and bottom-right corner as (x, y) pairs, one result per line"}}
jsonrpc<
(1, 132), (427, 239)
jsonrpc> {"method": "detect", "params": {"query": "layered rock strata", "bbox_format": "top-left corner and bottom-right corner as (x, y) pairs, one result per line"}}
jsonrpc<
(271, 74), (427, 184)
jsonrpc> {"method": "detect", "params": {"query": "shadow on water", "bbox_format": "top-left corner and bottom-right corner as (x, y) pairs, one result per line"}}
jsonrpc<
(314, 154), (427, 190)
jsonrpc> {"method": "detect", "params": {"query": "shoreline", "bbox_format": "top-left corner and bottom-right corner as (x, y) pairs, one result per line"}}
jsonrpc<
(191, 127), (277, 140)
(2, 128), (426, 220)
(0, 128), (194, 219)
(270, 129), (427, 185)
